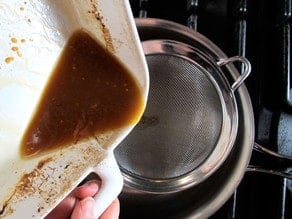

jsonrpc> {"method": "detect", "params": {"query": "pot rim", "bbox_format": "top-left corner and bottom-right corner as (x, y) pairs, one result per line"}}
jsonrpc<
(118, 18), (254, 219)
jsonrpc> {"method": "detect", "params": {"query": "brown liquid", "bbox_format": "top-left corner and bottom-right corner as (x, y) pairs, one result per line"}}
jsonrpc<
(20, 30), (144, 157)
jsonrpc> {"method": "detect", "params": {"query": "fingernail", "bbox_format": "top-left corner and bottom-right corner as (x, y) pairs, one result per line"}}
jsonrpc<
(82, 180), (98, 187)
(79, 180), (99, 192)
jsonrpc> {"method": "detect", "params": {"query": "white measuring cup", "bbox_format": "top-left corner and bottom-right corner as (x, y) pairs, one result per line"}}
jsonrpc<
(0, 0), (149, 218)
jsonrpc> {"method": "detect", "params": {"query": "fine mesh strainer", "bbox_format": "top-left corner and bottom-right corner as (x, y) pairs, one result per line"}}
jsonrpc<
(114, 39), (251, 193)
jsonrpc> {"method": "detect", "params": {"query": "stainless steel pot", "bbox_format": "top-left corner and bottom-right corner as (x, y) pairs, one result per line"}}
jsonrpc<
(115, 18), (292, 219)
(115, 38), (251, 193)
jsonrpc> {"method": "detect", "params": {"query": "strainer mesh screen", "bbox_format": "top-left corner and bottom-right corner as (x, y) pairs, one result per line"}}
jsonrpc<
(115, 54), (223, 180)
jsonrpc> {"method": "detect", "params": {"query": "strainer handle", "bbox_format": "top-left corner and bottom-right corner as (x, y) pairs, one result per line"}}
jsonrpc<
(217, 56), (251, 92)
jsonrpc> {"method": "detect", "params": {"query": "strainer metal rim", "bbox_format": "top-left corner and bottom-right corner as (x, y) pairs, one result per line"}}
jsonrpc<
(117, 39), (240, 193)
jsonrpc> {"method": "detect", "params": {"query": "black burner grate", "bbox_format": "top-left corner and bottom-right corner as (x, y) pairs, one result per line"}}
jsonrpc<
(126, 1), (292, 218)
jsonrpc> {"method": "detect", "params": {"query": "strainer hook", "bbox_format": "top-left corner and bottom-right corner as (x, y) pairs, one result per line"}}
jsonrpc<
(217, 56), (251, 92)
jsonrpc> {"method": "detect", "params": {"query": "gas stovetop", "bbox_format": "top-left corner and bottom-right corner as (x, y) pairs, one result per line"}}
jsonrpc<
(126, 0), (292, 218)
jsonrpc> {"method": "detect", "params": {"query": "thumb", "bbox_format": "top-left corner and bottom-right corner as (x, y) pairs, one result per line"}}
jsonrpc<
(71, 197), (95, 219)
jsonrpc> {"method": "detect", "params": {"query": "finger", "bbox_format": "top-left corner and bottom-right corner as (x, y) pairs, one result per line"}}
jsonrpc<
(71, 197), (95, 219)
(100, 198), (120, 219)
(74, 180), (99, 199)
(45, 196), (76, 219)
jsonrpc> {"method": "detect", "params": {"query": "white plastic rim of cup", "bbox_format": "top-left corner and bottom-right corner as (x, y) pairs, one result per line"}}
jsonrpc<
(0, 0), (149, 218)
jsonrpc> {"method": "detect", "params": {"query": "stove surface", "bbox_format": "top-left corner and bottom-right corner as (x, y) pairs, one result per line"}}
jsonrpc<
(124, 0), (292, 218)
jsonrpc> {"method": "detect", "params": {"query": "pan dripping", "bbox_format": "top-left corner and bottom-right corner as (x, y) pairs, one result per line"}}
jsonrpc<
(20, 30), (144, 158)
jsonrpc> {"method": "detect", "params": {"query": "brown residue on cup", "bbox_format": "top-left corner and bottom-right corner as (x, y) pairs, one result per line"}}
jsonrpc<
(4, 56), (14, 64)
(0, 142), (106, 218)
(10, 37), (18, 43)
(88, 0), (114, 53)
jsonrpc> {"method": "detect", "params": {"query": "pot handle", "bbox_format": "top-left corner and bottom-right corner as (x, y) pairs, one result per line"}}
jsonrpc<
(246, 142), (292, 179)
(217, 56), (251, 92)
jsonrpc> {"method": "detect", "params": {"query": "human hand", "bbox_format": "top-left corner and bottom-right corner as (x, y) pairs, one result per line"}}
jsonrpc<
(45, 180), (120, 219)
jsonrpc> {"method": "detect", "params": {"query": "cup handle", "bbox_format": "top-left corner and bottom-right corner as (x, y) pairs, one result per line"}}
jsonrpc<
(91, 152), (123, 218)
